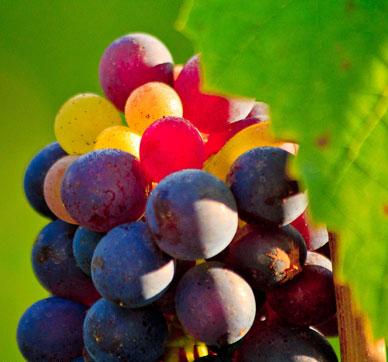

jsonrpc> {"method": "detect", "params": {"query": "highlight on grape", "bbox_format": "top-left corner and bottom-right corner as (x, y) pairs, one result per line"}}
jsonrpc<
(19, 32), (337, 361)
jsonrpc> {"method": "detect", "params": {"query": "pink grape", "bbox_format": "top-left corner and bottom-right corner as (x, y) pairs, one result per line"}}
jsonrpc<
(174, 55), (254, 133)
(140, 117), (205, 182)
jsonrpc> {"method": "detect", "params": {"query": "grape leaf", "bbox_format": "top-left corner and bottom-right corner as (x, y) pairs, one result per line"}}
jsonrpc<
(178, 0), (388, 340)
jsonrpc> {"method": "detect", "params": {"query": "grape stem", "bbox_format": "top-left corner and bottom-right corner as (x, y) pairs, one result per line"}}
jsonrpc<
(330, 235), (386, 362)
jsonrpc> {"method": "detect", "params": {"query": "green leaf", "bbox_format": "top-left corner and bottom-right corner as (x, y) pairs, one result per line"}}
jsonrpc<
(179, 0), (388, 340)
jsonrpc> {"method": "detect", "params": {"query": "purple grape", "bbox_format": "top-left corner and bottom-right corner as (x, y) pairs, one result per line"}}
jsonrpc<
(17, 297), (86, 361)
(175, 262), (256, 346)
(314, 314), (338, 338)
(154, 259), (195, 314)
(32, 220), (100, 305)
(73, 227), (104, 276)
(227, 147), (307, 226)
(146, 169), (238, 260)
(228, 224), (307, 290)
(99, 33), (174, 111)
(238, 319), (338, 361)
(83, 299), (168, 362)
(267, 251), (336, 327)
(24, 142), (67, 218)
(91, 221), (175, 308)
(61, 149), (150, 232)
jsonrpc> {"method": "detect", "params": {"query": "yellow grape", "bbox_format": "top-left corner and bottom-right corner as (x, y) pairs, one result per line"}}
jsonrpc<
(124, 82), (183, 135)
(204, 121), (284, 181)
(94, 125), (140, 158)
(55, 93), (122, 155)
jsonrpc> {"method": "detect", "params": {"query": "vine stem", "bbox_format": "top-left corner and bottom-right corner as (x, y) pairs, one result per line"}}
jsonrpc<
(330, 236), (386, 362)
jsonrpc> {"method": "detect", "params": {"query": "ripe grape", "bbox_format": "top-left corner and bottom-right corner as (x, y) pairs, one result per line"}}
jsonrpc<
(267, 251), (336, 327)
(125, 82), (183, 135)
(154, 259), (195, 314)
(204, 122), (283, 181)
(175, 262), (256, 346)
(73, 227), (104, 276)
(227, 147), (307, 225)
(99, 33), (174, 111)
(146, 169), (238, 260)
(204, 117), (260, 159)
(83, 299), (168, 362)
(55, 93), (122, 155)
(61, 149), (150, 232)
(91, 221), (175, 308)
(94, 125), (141, 158)
(314, 314), (338, 338)
(32, 220), (100, 305)
(17, 297), (86, 361)
(292, 211), (329, 250)
(43, 155), (79, 224)
(24, 142), (67, 218)
(238, 320), (338, 361)
(174, 55), (254, 133)
(140, 116), (205, 182)
(228, 224), (307, 290)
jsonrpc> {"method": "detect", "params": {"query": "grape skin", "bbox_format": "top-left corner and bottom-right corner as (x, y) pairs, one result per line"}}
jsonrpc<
(140, 116), (205, 182)
(228, 224), (307, 290)
(239, 319), (338, 361)
(43, 155), (79, 224)
(204, 117), (260, 159)
(175, 262), (256, 346)
(227, 147), (307, 226)
(83, 299), (168, 362)
(61, 149), (150, 232)
(32, 220), (100, 306)
(24, 142), (67, 218)
(291, 212), (329, 251)
(174, 55), (254, 133)
(73, 226), (104, 276)
(91, 221), (175, 308)
(267, 252), (336, 327)
(99, 33), (174, 112)
(124, 82), (183, 135)
(146, 169), (238, 260)
(17, 297), (87, 361)
(54, 93), (122, 155)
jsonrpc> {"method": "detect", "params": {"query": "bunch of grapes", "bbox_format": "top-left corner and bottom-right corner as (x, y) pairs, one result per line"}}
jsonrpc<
(19, 33), (338, 361)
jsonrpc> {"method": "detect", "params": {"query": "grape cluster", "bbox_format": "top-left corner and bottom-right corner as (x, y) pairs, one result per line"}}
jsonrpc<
(19, 33), (337, 361)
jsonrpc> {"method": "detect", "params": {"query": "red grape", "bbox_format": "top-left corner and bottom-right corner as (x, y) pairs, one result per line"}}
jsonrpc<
(140, 117), (205, 182)
(174, 55), (254, 133)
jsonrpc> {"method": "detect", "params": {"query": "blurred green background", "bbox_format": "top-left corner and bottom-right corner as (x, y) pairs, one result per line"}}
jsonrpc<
(0, 1), (192, 359)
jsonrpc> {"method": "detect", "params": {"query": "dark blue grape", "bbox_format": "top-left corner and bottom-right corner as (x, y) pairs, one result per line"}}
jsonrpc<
(83, 298), (168, 362)
(146, 169), (238, 260)
(24, 142), (67, 218)
(17, 297), (86, 361)
(91, 221), (174, 308)
(239, 320), (338, 361)
(226, 147), (307, 226)
(62, 149), (150, 232)
(228, 224), (307, 290)
(154, 259), (195, 314)
(73, 227), (104, 276)
(175, 262), (256, 346)
(32, 220), (100, 305)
